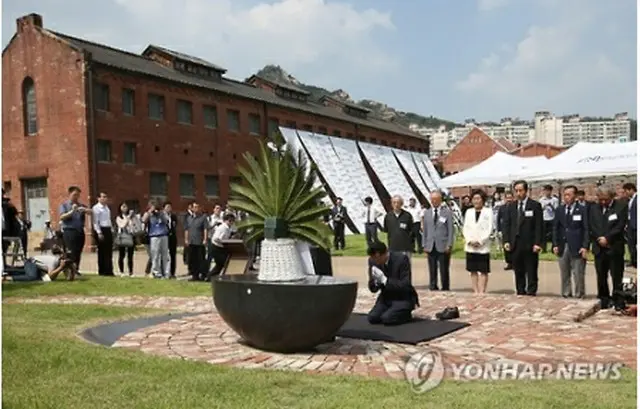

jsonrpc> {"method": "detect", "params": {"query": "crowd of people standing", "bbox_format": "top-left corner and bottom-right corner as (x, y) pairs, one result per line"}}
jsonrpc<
(13, 186), (244, 282)
(327, 179), (636, 307)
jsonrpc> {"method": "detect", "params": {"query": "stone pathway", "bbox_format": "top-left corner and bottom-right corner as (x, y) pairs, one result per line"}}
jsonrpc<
(7, 290), (636, 379)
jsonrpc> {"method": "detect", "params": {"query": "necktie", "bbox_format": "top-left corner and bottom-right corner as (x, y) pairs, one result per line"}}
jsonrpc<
(367, 207), (371, 223)
(434, 208), (438, 225)
(566, 205), (571, 224)
(518, 201), (524, 223)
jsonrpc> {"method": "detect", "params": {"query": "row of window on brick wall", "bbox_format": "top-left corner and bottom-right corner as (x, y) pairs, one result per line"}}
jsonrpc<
(94, 83), (263, 135)
(97, 140), (137, 164)
(92, 83), (426, 153)
(149, 172), (240, 199)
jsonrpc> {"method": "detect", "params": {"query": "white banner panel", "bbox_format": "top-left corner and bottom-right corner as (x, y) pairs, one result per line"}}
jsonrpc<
(279, 127), (323, 191)
(279, 126), (304, 156)
(329, 136), (385, 223)
(418, 154), (449, 195)
(296, 130), (362, 234)
(358, 142), (415, 204)
(415, 153), (463, 224)
(411, 153), (439, 192)
(393, 149), (431, 202)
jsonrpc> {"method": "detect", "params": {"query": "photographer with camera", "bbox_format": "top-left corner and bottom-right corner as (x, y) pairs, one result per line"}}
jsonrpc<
(3, 244), (76, 282)
(142, 200), (171, 278)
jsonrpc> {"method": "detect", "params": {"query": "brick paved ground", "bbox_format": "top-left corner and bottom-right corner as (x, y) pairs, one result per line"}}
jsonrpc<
(8, 289), (636, 379)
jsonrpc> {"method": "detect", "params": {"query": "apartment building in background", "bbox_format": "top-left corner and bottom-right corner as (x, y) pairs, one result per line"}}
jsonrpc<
(418, 111), (632, 157)
(535, 111), (631, 146)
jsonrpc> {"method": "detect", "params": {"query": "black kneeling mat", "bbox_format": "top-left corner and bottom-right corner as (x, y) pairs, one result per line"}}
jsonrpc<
(336, 313), (470, 345)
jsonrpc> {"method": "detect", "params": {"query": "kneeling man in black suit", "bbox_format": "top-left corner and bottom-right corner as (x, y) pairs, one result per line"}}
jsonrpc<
(367, 241), (420, 325)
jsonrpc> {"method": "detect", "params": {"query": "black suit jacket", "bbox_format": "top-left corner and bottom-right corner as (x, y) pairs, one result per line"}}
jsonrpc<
(497, 203), (509, 233)
(331, 206), (347, 223)
(589, 199), (628, 256)
(503, 198), (543, 250)
(629, 195), (637, 231)
(552, 203), (589, 257)
(2, 199), (20, 237)
(368, 252), (419, 307)
(167, 213), (178, 240)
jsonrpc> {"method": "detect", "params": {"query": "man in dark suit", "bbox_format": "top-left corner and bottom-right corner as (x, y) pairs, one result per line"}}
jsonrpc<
(164, 201), (178, 278)
(330, 197), (347, 250)
(503, 180), (543, 296)
(497, 191), (514, 270)
(182, 202), (195, 266)
(366, 241), (419, 326)
(623, 183), (637, 268)
(589, 187), (628, 308)
(2, 189), (20, 268)
(552, 185), (589, 298)
(16, 210), (32, 258)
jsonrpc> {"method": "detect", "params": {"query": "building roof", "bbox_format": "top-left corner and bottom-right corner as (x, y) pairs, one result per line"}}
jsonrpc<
(320, 95), (371, 113)
(509, 142), (565, 154)
(494, 137), (517, 151)
(142, 45), (227, 73)
(47, 30), (420, 139)
(246, 75), (310, 95)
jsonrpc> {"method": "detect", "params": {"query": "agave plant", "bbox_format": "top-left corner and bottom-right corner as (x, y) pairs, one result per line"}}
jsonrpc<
(227, 134), (333, 281)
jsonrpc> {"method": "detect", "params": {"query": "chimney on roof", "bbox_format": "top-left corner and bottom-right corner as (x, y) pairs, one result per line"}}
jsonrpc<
(17, 13), (43, 33)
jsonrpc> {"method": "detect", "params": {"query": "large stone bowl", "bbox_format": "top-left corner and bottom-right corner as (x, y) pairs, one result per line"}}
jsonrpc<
(212, 274), (358, 353)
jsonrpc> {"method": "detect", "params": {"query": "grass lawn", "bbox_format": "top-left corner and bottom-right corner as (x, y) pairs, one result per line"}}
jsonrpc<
(2, 275), (211, 299)
(3, 303), (636, 409)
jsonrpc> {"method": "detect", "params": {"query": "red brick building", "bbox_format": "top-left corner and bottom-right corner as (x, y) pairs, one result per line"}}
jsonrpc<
(509, 142), (566, 158)
(442, 127), (509, 174)
(442, 128), (565, 175)
(3, 14), (427, 233)
(441, 128), (568, 197)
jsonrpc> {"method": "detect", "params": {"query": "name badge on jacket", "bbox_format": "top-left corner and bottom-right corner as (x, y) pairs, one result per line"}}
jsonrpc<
(524, 210), (533, 217)
(439, 217), (447, 224)
(400, 223), (407, 229)
(573, 214), (582, 221)
(609, 213), (618, 221)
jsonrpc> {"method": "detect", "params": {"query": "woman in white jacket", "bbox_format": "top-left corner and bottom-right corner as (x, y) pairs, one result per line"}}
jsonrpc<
(462, 189), (494, 294)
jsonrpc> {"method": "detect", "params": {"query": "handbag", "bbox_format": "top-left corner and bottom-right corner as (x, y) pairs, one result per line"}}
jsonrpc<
(115, 231), (134, 248)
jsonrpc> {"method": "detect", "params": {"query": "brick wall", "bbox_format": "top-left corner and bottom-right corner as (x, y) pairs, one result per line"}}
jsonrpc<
(442, 127), (504, 174)
(2, 16), (90, 226)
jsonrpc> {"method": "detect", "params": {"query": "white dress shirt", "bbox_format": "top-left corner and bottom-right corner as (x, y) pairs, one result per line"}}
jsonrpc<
(362, 205), (383, 223)
(406, 205), (422, 223)
(212, 222), (232, 247)
(92, 202), (112, 233)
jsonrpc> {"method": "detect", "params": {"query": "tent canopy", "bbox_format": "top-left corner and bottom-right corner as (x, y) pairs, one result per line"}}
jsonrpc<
(513, 141), (638, 182)
(440, 151), (548, 188)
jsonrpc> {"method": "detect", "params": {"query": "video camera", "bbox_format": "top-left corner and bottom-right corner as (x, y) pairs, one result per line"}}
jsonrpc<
(612, 277), (637, 312)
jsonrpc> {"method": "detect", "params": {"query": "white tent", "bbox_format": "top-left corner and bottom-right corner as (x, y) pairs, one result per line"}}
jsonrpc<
(439, 152), (549, 188)
(513, 141), (638, 182)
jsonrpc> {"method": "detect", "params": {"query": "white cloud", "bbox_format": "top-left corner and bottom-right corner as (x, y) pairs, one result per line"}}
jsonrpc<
(477, 0), (510, 12)
(108, 0), (398, 83)
(456, 1), (635, 117)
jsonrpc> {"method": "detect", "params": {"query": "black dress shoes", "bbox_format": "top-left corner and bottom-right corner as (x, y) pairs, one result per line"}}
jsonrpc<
(435, 307), (460, 320)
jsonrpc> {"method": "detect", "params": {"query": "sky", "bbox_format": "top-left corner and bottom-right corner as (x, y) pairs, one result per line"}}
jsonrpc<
(2, 0), (637, 122)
